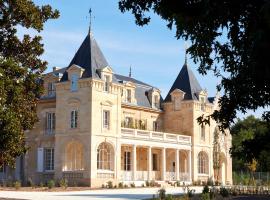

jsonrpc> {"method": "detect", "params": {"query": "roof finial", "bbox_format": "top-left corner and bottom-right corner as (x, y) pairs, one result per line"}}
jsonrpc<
(88, 8), (92, 34)
(129, 65), (132, 78)
(184, 42), (188, 65)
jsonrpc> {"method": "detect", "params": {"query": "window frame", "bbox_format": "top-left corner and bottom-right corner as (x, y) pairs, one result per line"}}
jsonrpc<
(126, 89), (132, 103)
(198, 152), (209, 174)
(152, 153), (158, 171)
(71, 74), (79, 92)
(104, 75), (110, 92)
(200, 125), (205, 141)
(124, 151), (131, 171)
(44, 148), (54, 171)
(97, 142), (113, 171)
(103, 110), (110, 129)
(46, 112), (55, 134)
(153, 121), (158, 132)
(47, 82), (56, 96)
(70, 110), (78, 129)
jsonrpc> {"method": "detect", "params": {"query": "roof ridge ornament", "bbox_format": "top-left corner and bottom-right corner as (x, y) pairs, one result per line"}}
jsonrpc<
(184, 42), (188, 66)
(88, 8), (92, 34)
(129, 65), (132, 78)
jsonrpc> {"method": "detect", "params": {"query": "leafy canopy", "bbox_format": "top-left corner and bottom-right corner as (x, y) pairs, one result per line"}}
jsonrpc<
(230, 115), (270, 171)
(0, 0), (59, 167)
(119, 0), (270, 130)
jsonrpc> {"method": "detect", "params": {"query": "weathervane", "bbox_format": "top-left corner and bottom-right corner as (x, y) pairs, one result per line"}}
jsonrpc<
(88, 8), (92, 33)
(129, 65), (132, 78)
(184, 42), (188, 65)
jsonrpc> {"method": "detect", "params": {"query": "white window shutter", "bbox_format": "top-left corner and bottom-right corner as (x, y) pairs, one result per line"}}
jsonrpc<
(37, 148), (44, 172)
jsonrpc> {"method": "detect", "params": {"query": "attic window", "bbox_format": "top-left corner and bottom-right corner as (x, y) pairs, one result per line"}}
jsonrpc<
(104, 75), (110, 92)
(71, 74), (78, 92)
(200, 97), (205, 111)
(154, 95), (159, 108)
(127, 89), (131, 103)
(48, 82), (55, 96)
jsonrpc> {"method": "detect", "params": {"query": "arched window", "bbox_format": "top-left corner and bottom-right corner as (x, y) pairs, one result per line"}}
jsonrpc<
(97, 142), (114, 171)
(63, 141), (84, 171)
(198, 151), (209, 174)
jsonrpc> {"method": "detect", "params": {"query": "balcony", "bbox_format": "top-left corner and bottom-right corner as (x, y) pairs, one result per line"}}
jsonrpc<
(121, 128), (191, 145)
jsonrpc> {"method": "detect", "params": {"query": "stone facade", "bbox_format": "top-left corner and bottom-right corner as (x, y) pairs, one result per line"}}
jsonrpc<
(1, 31), (232, 187)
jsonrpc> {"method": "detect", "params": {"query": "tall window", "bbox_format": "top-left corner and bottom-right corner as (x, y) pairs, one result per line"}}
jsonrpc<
(200, 97), (205, 111)
(153, 121), (158, 131)
(63, 141), (84, 171)
(104, 75), (110, 92)
(154, 95), (159, 108)
(200, 125), (205, 141)
(152, 153), (158, 171)
(103, 110), (110, 129)
(97, 142), (114, 170)
(46, 112), (55, 134)
(71, 74), (78, 92)
(198, 152), (209, 174)
(71, 110), (78, 128)
(127, 89), (131, 103)
(48, 82), (55, 96)
(124, 151), (131, 171)
(44, 148), (54, 171)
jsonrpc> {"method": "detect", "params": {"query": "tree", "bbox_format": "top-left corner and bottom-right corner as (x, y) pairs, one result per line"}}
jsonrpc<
(118, 0), (270, 130)
(0, 0), (59, 167)
(230, 115), (270, 172)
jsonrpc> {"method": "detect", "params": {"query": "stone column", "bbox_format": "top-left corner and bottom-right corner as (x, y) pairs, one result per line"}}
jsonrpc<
(132, 145), (137, 181)
(189, 150), (192, 182)
(148, 146), (152, 180)
(162, 147), (166, 181)
(176, 149), (180, 181)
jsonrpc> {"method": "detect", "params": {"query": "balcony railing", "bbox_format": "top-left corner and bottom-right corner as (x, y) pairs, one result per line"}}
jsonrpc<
(121, 128), (191, 144)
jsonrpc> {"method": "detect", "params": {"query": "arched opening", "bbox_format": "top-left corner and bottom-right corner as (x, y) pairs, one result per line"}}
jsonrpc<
(198, 151), (209, 174)
(97, 142), (114, 171)
(63, 141), (84, 171)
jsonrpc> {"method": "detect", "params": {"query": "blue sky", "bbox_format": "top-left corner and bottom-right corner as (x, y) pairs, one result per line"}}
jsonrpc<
(25, 0), (265, 119)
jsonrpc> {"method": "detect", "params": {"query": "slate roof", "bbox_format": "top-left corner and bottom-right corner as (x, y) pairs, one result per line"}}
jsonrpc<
(164, 62), (203, 102)
(61, 32), (111, 81)
(114, 74), (161, 109)
(208, 97), (215, 103)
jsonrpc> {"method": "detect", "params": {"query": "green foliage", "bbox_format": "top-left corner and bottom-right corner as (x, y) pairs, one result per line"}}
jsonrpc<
(200, 193), (210, 200)
(27, 178), (35, 188)
(219, 187), (229, 197)
(145, 180), (150, 187)
(119, 0), (270, 130)
(59, 178), (68, 189)
(165, 194), (173, 200)
(0, 0), (59, 167)
(47, 180), (55, 189)
(202, 185), (209, 194)
(157, 188), (166, 200)
(118, 182), (123, 188)
(130, 182), (135, 187)
(13, 181), (21, 190)
(107, 181), (113, 188)
(231, 115), (270, 171)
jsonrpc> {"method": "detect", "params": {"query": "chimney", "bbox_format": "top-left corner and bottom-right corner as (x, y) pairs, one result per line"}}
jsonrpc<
(53, 67), (59, 72)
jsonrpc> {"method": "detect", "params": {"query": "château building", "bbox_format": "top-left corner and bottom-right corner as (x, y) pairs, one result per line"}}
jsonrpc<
(0, 30), (232, 187)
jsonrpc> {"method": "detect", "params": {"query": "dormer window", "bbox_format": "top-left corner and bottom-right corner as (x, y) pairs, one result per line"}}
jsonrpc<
(127, 89), (131, 103)
(71, 74), (78, 92)
(104, 75), (110, 92)
(200, 97), (205, 111)
(48, 82), (55, 96)
(154, 95), (159, 108)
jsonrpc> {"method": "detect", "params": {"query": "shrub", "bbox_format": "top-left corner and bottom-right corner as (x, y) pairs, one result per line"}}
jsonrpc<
(176, 181), (181, 187)
(124, 184), (128, 188)
(118, 182), (123, 188)
(27, 178), (35, 188)
(39, 182), (44, 187)
(141, 183), (145, 187)
(130, 182), (135, 188)
(145, 180), (150, 187)
(14, 181), (21, 190)
(165, 194), (173, 200)
(150, 180), (156, 187)
(207, 178), (214, 186)
(158, 188), (166, 200)
(59, 178), (68, 189)
(220, 187), (229, 197)
(202, 185), (209, 194)
(114, 185), (117, 188)
(101, 184), (105, 188)
(107, 181), (113, 188)
(47, 180), (55, 189)
(200, 193), (210, 200)
(187, 187), (195, 198)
